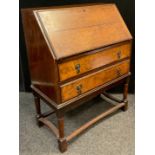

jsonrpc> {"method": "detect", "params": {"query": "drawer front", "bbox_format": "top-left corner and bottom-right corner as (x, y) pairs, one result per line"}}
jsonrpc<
(60, 60), (130, 102)
(58, 42), (131, 81)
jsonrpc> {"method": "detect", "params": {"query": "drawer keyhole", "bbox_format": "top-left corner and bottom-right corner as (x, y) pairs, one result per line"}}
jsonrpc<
(116, 68), (121, 77)
(76, 84), (82, 95)
(117, 51), (121, 59)
(75, 64), (81, 74)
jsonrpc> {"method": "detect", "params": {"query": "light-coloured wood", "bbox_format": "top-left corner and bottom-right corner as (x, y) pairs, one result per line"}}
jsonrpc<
(60, 60), (130, 102)
(58, 42), (131, 81)
(35, 4), (132, 59)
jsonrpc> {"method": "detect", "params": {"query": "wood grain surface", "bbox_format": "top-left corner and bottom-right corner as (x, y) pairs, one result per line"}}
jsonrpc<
(36, 4), (132, 59)
(58, 42), (131, 81)
(60, 60), (130, 102)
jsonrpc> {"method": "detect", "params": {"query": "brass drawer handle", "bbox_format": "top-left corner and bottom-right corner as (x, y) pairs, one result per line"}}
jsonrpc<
(116, 68), (121, 77)
(76, 84), (82, 95)
(117, 51), (121, 59)
(75, 64), (81, 74)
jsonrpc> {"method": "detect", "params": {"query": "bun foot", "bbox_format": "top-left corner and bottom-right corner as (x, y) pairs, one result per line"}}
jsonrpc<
(121, 100), (128, 111)
(58, 138), (67, 153)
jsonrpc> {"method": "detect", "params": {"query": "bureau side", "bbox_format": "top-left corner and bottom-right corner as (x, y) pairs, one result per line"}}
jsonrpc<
(21, 9), (61, 104)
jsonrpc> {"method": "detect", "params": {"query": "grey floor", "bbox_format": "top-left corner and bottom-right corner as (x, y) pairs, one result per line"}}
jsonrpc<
(19, 92), (134, 155)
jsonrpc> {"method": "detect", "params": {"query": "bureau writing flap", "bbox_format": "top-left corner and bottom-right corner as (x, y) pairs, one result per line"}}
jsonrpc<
(34, 4), (132, 60)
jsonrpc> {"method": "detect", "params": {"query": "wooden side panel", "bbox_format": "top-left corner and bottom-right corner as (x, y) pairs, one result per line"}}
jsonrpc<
(37, 4), (132, 59)
(21, 9), (60, 103)
(58, 42), (131, 81)
(60, 60), (130, 102)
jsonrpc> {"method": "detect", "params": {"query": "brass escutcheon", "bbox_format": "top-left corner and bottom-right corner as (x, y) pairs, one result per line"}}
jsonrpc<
(75, 64), (81, 74)
(76, 84), (82, 95)
(116, 68), (121, 77)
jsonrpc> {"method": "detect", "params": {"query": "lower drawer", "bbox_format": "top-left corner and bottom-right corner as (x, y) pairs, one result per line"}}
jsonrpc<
(60, 60), (130, 102)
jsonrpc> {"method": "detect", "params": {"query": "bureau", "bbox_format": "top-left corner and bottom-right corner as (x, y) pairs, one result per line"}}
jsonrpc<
(22, 3), (132, 153)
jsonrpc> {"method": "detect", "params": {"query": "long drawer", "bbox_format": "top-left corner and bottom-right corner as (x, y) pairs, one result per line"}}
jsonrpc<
(58, 42), (131, 81)
(60, 60), (130, 102)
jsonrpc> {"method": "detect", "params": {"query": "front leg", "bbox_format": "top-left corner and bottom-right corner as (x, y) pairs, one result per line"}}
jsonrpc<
(57, 113), (67, 153)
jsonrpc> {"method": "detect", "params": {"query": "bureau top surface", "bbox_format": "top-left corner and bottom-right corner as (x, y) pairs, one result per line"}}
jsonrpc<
(34, 4), (132, 60)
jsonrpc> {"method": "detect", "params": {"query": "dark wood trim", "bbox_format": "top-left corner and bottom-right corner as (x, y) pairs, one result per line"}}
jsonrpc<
(56, 76), (130, 115)
(122, 77), (130, 111)
(33, 94), (41, 116)
(33, 93), (44, 127)
(31, 85), (58, 109)
(57, 116), (68, 152)
(59, 73), (130, 109)
(32, 81), (129, 152)
(57, 117), (65, 138)
(31, 73), (130, 111)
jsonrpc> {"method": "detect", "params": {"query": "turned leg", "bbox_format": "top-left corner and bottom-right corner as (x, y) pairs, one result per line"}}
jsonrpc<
(33, 93), (43, 127)
(121, 77), (130, 111)
(57, 114), (67, 153)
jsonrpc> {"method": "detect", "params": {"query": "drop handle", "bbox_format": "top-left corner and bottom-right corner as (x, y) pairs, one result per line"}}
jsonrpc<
(117, 51), (121, 59)
(75, 64), (81, 74)
(76, 84), (82, 95)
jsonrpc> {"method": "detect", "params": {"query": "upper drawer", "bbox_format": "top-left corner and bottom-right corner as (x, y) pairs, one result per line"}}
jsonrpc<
(58, 42), (131, 81)
(60, 60), (130, 102)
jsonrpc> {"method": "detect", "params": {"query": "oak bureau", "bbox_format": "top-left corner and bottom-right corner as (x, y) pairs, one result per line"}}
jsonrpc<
(22, 3), (132, 152)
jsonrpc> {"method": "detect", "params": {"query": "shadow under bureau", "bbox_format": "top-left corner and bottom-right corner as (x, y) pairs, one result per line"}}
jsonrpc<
(22, 3), (132, 153)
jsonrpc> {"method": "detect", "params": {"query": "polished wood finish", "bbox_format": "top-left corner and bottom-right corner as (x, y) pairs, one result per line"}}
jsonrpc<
(21, 9), (60, 104)
(58, 42), (131, 81)
(22, 4), (132, 105)
(31, 73), (130, 111)
(36, 4), (132, 59)
(22, 3), (132, 153)
(57, 116), (67, 152)
(32, 84), (129, 152)
(122, 77), (130, 111)
(61, 60), (130, 102)
(33, 93), (43, 127)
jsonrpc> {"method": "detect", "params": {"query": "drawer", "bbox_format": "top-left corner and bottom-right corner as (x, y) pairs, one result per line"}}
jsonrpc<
(58, 42), (131, 81)
(60, 60), (130, 102)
